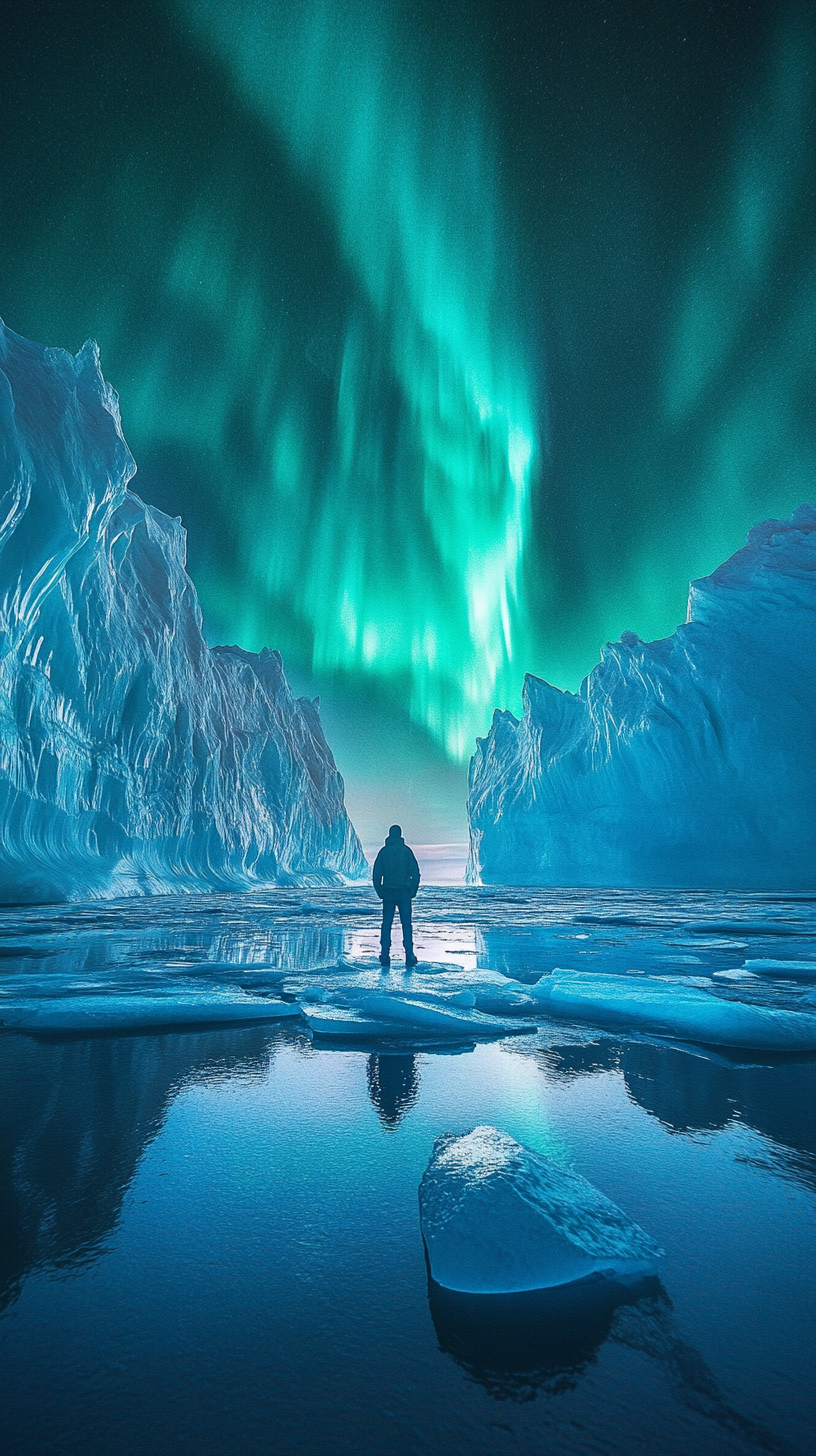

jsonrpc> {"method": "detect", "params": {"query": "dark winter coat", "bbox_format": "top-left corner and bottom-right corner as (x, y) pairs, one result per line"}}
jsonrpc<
(372, 836), (420, 899)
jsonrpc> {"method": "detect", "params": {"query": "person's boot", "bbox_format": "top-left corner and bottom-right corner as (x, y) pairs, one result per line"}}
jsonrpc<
(379, 951), (390, 967)
(405, 951), (418, 967)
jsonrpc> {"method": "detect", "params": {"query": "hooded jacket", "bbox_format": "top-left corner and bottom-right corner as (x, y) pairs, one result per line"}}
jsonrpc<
(373, 833), (420, 898)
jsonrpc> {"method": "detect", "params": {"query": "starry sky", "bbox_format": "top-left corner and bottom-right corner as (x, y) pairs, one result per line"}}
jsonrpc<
(2, 0), (813, 845)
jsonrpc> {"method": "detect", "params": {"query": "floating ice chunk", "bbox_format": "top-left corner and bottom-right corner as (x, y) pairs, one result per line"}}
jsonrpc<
(743, 960), (816, 979)
(302, 989), (534, 1040)
(405, 961), (466, 976)
(0, 993), (301, 1033)
(357, 993), (534, 1038)
(531, 971), (816, 1050)
(473, 989), (538, 1016)
(419, 1126), (663, 1294)
(301, 1005), (408, 1038)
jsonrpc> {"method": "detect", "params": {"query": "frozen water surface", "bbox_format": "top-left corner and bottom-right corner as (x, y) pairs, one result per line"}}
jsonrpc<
(1, 885), (814, 1455)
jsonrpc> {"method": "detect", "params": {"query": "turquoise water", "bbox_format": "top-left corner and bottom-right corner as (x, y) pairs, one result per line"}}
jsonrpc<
(1, 889), (814, 1455)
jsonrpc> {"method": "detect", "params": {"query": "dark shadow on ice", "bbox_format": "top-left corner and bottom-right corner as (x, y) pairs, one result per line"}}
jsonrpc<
(541, 1040), (816, 1188)
(428, 1273), (794, 1451)
(366, 1054), (420, 1129)
(427, 1269), (656, 1401)
(0, 1025), (279, 1312)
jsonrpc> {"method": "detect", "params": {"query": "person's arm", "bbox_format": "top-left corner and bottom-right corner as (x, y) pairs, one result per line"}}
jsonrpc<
(372, 850), (385, 898)
(408, 849), (421, 897)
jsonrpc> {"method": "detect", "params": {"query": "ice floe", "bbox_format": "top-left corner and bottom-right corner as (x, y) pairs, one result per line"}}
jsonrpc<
(419, 1126), (663, 1293)
(531, 971), (816, 1050)
(0, 993), (301, 1034)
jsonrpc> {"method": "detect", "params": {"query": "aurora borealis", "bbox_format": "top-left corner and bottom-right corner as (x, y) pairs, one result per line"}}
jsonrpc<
(2, 0), (813, 842)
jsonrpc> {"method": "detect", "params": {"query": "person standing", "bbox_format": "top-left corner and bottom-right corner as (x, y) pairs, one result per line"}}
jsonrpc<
(372, 825), (420, 967)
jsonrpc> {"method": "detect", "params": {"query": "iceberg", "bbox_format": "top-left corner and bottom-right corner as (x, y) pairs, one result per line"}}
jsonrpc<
(0, 322), (367, 902)
(419, 1125), (663, 1293)
(531, 970), (816, 1050)
(468, 507), (816, 890)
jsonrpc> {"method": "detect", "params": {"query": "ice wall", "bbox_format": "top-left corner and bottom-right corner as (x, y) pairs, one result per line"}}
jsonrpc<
(468, 507), (816, 890)
(0, 321), (367, 902)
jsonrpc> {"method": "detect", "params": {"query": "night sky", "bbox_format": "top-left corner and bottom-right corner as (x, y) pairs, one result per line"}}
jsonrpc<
(2, 0), (813, 844)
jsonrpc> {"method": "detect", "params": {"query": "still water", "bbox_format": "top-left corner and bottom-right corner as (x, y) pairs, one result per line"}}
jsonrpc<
(1, 887), (814, 1455)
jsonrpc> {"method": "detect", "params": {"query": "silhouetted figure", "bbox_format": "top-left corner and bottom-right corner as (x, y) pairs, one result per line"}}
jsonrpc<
(372, 824), (420, 966)
(366, 1054), (420, 1130)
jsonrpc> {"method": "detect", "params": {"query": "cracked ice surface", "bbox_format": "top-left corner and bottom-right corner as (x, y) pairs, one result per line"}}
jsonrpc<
(0, 885), (813, 1048)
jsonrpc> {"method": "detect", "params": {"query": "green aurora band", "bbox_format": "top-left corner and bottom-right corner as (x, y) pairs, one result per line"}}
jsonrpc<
(177, 0), (537, 760)
(1, 0), (813, 833)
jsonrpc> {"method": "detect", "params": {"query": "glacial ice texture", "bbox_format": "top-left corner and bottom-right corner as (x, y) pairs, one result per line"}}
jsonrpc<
(0, 322), (367, 902)
(419, 1126), (663, 1293)
(469, 506), (816, 890)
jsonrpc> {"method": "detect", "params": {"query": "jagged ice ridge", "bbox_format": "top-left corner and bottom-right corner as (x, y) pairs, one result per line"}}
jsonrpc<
(468, 506), (816, 890)
(0, 321), (367, 902)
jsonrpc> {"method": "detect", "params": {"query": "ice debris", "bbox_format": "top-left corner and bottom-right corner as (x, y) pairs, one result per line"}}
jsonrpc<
(531, 970), (816, 1050)
(468, 507), (816, 890)
(302, 990), (535, 1040)
(0, 321), (367, 903)
(419, 1126), (663, 1293)
(0, 993), (300, 1034)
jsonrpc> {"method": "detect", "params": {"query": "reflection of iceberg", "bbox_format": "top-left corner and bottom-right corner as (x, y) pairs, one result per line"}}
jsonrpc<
(0, 1025), (277, 1310)
(366, 1055), (420, 1129)
(419, 1126), (662, 1293)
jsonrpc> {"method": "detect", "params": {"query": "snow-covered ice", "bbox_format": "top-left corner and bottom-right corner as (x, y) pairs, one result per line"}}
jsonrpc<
(469, 507), (816, 890)
(419, 1126), (664, 1293)
(0, 321), (366, 903)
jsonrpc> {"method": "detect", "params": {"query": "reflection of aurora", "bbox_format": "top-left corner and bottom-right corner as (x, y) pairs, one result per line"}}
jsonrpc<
(1, 1), (813, 782)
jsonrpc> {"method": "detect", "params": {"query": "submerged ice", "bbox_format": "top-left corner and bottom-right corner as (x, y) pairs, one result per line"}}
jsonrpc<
(0, 323), (367, 902)
(469, 508), (816, 890)
(419, 1126), (663, 1294)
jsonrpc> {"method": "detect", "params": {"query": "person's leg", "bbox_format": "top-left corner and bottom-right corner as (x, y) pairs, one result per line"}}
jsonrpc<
(397, 895), (414, 959)
(380, 897), (396, 961)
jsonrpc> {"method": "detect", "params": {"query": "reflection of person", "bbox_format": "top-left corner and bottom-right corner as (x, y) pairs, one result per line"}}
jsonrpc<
(366, 1054), (420, 1129)
(372, 824), (420, 967)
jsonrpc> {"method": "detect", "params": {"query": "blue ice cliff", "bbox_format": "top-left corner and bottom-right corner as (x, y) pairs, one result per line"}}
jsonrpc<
(468, 506), (816, 890)
(419, 1126), (663, 1294)
(0, 322), (367, 902)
